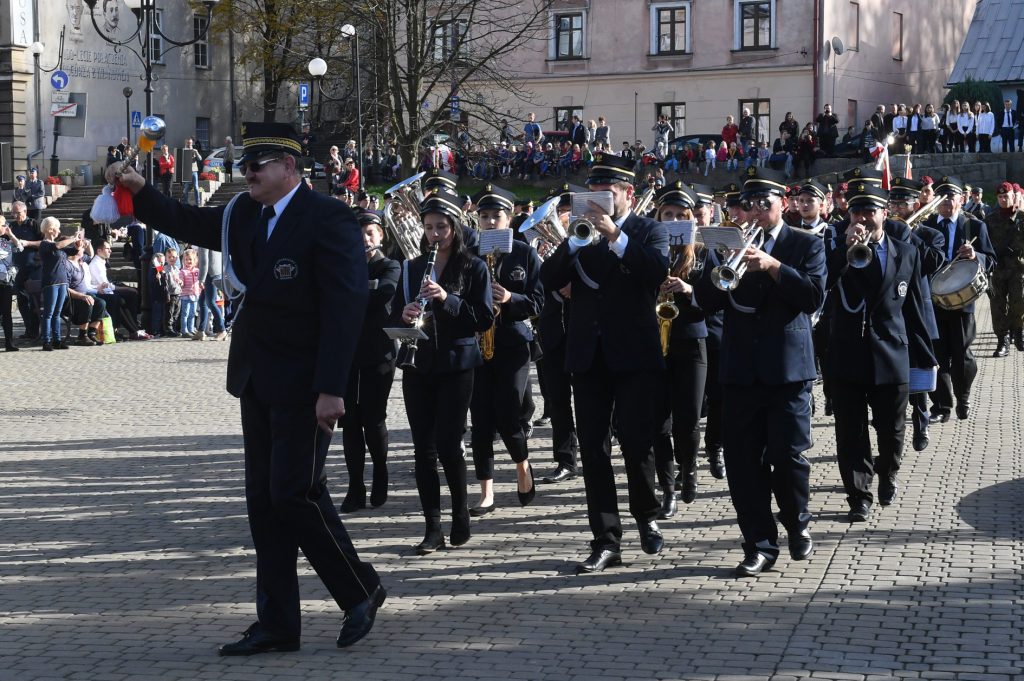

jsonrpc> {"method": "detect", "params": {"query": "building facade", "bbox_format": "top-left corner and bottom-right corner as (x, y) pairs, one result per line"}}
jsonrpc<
(482, 0), (975, 148)
(0, 0), (260, 184)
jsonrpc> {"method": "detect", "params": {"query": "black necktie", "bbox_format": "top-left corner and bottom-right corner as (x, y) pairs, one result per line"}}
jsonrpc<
(865, 242), (883, 291)
(252, 205), (276, 266)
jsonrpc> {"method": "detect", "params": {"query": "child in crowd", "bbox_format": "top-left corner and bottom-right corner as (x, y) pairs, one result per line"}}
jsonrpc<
(162, 247), (183, 337)
(179, 249), (202, 337)
(583, 143), (594, 168)
(148, 253), (166, 336)
(726, 142), (742, 170)
(665, 143), (679, 172)
(681, 143), (692, 173)
(704, 143), (717, 175)
(744, 140), (758, 168)
(757, 141), (770, 167)
(694, 143), (704, 174)
(570, 144), (582, 173)
(716, 141), (729, 165)
(653, 167), (665, 188)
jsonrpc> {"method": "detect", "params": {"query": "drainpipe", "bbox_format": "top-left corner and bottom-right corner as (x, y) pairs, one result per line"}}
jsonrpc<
(813, 0), (820, 118)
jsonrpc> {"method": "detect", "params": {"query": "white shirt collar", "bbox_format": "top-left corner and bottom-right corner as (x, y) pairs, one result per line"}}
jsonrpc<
(266, 181), (302, 238)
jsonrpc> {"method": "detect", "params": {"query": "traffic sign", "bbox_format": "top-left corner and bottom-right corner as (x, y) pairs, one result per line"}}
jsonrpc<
(50, 71), (69, 90)
(51, 102), (78, 117)
(131, 111), (142, 128)
(51, 91), (70, 104)
(298, 83), (310, 108)
(450, 95), (460, 116)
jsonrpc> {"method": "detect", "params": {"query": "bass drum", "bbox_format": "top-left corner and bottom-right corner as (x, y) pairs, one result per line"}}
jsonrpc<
(931, 260), (988, 311)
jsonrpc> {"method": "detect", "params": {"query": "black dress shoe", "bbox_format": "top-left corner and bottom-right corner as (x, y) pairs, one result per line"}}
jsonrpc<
(5, 343), (19, 352)
(56, 340), (70, 349)
(913, 430), (929, 452)
(878, 475), (899, 506)
(928, 413), (950, 424)
(708, 449), (726, 480)
(337, 584), (386, 648)
(219, 622), (300, 656)
(735, 553), (775, 577)
(679, 467), (698, 504)
(41, 342), (53, 351)
(955, 402), (970, 420)
(657, 490), (677, 519)
(533, 416), (551, 427)
(994, 334), (1010, 357)
(370, 473), (388, 508)
(789, 530), (813, 560)
(824, 398), (834, 416)
(414, 534), (446, 555)
(340, 487), (366, 513)
(469, 503), (495, 517)
(541, 466), (577, 483)
(576, 549), (622, 574)
(848, 498), (871, 522)
(518, 463), (536, 506)
(638, 520), (664, 555)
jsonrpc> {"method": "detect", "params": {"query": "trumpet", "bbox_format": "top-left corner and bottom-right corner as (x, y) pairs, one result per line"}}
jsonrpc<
(710, 223), (764, 291)
(847, 231), (874, 269)
(568, 217), (599, 248)
(400, 242), (440, 370)
(714, 218), (757, 255)
(890, 194), (944, 229)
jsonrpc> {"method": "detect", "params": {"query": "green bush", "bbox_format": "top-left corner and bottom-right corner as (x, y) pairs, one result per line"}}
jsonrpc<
(943, 76), (1004, 109)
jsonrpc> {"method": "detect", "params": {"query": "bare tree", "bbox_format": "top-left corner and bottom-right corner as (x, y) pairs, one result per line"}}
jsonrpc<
(355, 0), (553, 178)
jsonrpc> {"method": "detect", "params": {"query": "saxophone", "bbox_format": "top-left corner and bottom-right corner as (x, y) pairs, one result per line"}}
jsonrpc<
(656, 268), (679, 356)
(480, 247), (501, 361)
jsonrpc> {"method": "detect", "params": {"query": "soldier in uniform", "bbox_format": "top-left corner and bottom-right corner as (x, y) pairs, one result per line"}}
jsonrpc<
(984, 183), (1024, 356)
(468, 184), (544, 515)
(694, 166), (826, 577)
(921, 176), (996, 422)
(824, 183), (935, 522)
(108, 122), (385, 654)
(541, 152), (670, 574)
(831, 183), (849, 224)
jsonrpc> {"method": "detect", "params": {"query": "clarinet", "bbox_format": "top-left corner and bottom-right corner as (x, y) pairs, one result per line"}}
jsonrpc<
(401, 242), (440, 370)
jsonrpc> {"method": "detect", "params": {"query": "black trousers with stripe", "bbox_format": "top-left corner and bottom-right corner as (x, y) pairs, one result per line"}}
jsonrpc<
(239, 381), (380, 638)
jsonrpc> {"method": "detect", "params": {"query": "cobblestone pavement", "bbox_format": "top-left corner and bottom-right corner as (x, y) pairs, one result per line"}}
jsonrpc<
(1, 301), (1021, 681)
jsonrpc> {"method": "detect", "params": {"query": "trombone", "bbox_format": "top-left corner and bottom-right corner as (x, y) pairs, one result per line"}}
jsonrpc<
(383, 172), (426, 260)
(633, 185), (657, 216)
(710, 222), (764, 291)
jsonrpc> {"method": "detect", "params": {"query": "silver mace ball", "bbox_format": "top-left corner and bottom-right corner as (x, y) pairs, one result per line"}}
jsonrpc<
(140, 116), (166, 141)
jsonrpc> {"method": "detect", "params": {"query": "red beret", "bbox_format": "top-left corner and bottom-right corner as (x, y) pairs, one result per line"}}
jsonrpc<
(920, 176), (934, 185)
(1015, 184), (1022, 193)
(835, 182), (848, 194)
(997, 182), (1015, 195)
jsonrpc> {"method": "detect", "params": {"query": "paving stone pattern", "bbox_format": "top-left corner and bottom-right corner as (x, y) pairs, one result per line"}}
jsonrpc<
(1, 302), (1021, 680)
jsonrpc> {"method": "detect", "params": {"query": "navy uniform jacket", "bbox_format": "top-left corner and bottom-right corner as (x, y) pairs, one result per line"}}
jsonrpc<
(922, 212), (996, 314)
(353, 252), (400, 368)
(394, 253), (494, 373)
(131, 182), (368, 404)
(701, 247), (724, 350)
(695, 224), (827, 386)
(666, 248), (710, 349)
(908, 224), (946, 340)
(536, 259), (571, 353)
(540, 211), (670, 373)
(478, 239), (543, 348)
(824, 236), (936, 384)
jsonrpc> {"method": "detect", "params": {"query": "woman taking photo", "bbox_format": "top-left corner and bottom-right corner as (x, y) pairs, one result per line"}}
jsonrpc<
(340, 209), (402, 513)
(466, 185), (543, 517)
(396, 188), (494, 554)
(651, 182), (709, 519)
(38, 217), (80, 351)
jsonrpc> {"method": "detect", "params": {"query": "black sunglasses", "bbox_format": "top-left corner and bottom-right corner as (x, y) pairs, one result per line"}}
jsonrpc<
(241, 156), (285, 174)
(739, 198), (774, 212)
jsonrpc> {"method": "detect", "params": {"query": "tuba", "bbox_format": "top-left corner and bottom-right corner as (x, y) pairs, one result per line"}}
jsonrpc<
(384, 172), (426, 260)
(519, 197), (567, 259)
(710, 222), (764, 291)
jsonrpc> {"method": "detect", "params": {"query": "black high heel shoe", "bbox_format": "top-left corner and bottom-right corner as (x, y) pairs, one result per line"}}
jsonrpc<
(518, 463), (536, 507)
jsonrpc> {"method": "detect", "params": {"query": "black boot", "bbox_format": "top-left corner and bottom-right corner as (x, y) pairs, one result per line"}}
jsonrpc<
(658, 486), (677, 519)
(340, 485), (366, 513)
(708, 448), (726, 479)
(415, 516), (446, 555)
(994, 333), (1009, 357)
(1015, 328), (1024, 352)
(680, 464), (698, 504)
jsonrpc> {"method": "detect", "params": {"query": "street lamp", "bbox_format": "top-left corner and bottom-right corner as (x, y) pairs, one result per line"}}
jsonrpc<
(308, 24), (364, 189)
(28, 42), (44, 175)
(123, 87), (133, 145)
(84, 0), (219, 331)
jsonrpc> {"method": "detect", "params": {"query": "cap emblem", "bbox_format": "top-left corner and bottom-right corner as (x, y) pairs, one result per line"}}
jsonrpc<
(854, 168), (862, 177)
(748, 166), (756, 176)
(596, 154), (603, 162)
(857, 183), (865, 192)
(486, 184), (492, 192)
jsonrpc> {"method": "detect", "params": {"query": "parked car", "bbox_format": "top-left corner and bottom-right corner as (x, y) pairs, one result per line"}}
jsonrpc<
(665, 134), (725, 155)
(203, 147), (326, 179)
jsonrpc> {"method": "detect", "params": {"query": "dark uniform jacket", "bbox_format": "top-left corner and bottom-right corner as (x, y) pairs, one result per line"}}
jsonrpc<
(353, 252), (401, 367)
(665, 248), (710, 348)
(908, 224), (946, 341)
(695, 224), (827, 386)
(824, 234), (936, 384)
(479, 239), (544, 348)
(922, 212), (997, 314)
(540, 211), (670, 373)
(984, 208), (1024, 271)
(394, 253), (494, 373)
(132, 182), (368, 404)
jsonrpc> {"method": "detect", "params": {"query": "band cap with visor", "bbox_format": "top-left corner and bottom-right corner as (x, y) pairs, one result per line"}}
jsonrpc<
(720, 181), (743, 206)
(687, 182), (716, 207)
(933, 175), (966, 196)
(740, 166), (788, 199)
(471, 184), (516, 212)
(423, 168), (458, 191)
(655, 181), (697, 209)
(420, 187), (464, 224)
(355, 208), (383, 226)
(841, 166), (884, 186)
(236, 122), (314, 169)
(846, 183), (890, 211)
(889, 177), (923, 201)
(797, 179), (829, 201)
(586, 153), (635, 185)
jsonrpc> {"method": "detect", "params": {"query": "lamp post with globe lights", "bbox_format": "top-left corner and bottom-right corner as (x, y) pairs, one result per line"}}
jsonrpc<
(308, 23), (364, 189)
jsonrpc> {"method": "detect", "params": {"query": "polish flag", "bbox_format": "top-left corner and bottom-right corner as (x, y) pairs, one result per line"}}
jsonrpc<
(870, 141), (891, 190)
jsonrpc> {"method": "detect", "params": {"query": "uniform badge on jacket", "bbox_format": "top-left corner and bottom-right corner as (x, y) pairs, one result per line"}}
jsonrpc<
(274, 258), (298, 280)
(510, 265), (526, 282)
(897, 281), (908, 298)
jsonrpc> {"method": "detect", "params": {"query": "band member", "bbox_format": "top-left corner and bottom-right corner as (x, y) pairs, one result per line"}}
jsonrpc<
(468, 184), (544, 514)
(538, 184), (581, 483)
(825, 183), (936, 522)
(652, 182), (708, 519)
(921, 176), (996, 422)
(110, 122), (384, 654)
(691, 182), (726, 479)
(887, 178), (946, 451)
(793, 180), (830, 235)
(984, 183), (1024, 356)
(340, 209), (401, 512)
(423, 168), (479, 252)
(783, 186), (803, 227)
(541, 153), (670, 574)
(396, 188), (495, 554)
(694, 166), (826, 577)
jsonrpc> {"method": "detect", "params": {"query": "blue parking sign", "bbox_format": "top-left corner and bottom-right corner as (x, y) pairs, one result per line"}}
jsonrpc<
(299, 84), (310, 108)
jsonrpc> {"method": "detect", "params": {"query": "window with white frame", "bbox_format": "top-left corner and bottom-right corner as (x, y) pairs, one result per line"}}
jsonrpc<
(733, 0), (776, 51)
(650, 2), (691, 55)
(548, 11), (586, 60)
(193, 14), (209, 68)
(432, 19), (468, 61)
(150, 9), (163, 64)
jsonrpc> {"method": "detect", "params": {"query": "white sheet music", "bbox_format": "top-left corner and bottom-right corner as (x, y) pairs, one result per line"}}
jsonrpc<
(699, 226), (747, 251)
(666, 219), (695, 246)
(478, 228), (514, 254)
(571, 191), (615, 217)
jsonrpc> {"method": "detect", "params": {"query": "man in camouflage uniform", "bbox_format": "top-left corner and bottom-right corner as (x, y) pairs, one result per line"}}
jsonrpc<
(985, 182), (1024, 356)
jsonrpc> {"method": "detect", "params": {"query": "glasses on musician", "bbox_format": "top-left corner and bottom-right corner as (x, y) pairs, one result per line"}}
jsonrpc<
(242, 156), (285, 174)
(739, 198), (773, 212)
